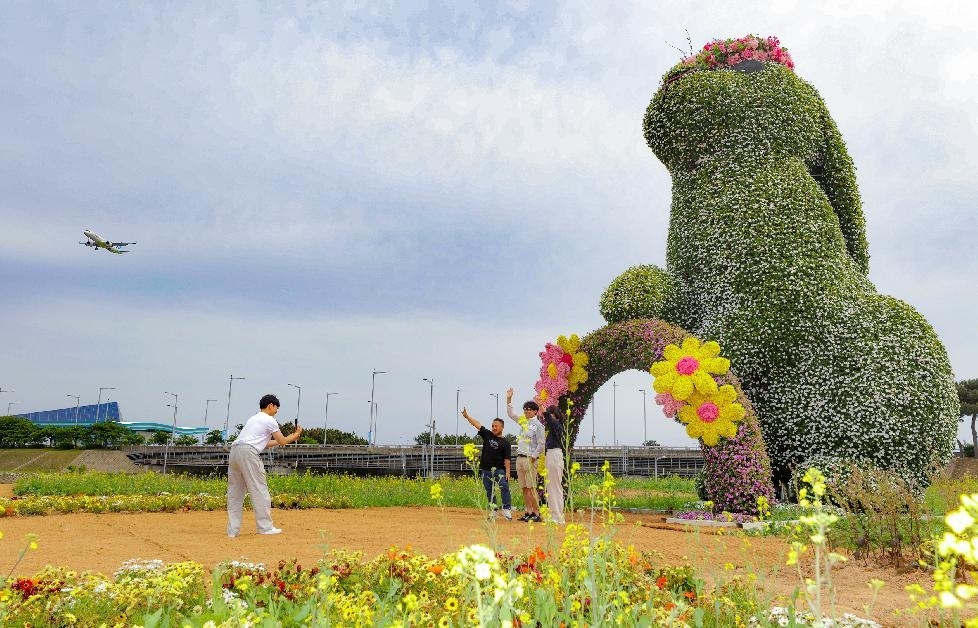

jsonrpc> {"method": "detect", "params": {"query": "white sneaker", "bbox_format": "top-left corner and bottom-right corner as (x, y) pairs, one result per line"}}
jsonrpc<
(259, 527), (283, 535)
(502, 509), (513, 520)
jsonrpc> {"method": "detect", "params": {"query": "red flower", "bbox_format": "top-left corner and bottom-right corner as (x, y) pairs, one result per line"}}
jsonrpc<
(655, 575), (668, 590)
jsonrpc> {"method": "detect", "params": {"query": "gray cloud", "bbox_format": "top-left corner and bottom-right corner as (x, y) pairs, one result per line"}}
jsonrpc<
(2, 1), (975, 447)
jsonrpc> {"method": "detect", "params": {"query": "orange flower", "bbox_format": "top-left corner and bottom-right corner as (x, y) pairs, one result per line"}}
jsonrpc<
(427, 564), (445, 575)
(655, 575), (668, 590)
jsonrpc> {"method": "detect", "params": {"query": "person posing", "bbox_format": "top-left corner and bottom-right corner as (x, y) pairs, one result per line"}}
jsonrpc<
(227, 394), (303, 537)
(541, 405), (566, 524)
(506, 388), (544, 523)
(461, 407), (513, 520)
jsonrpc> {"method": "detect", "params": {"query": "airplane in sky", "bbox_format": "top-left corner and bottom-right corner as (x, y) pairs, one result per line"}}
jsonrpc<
(79, 230), (136, 254)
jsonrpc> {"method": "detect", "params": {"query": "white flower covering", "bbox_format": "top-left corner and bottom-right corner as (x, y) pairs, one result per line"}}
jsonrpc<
(625, 57), (959, 486)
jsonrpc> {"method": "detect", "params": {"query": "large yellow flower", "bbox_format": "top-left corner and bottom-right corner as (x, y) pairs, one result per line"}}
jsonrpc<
(676, 385), (745, 446)
(650, 337), (729, 401)
(556, 334), (589, 392)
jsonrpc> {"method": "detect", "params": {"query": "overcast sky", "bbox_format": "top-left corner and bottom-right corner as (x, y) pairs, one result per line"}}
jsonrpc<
(2, 1), (975, 447)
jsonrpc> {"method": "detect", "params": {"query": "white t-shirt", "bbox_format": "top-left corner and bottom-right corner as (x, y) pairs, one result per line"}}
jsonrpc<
(235, 411), (281, 452)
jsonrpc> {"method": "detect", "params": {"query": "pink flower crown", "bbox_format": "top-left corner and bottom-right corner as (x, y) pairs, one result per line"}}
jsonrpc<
(665, 35), (795, 83)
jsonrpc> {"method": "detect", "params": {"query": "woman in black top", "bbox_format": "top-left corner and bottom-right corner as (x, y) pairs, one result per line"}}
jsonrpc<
(541, 406), (566, 524)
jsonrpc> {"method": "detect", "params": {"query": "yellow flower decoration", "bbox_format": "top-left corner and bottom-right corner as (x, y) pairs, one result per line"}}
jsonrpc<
(650, 337), (729, 401)
(556, 334), (589, 392)
(676, 385), (745, 446)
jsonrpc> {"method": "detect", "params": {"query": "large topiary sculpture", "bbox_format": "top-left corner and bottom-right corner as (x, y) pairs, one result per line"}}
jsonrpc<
(601, 35), (957, 487)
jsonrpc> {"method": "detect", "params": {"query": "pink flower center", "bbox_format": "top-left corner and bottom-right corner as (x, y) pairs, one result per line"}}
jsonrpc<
(675, 356), (700, 375)
(697, 402), (719, 423)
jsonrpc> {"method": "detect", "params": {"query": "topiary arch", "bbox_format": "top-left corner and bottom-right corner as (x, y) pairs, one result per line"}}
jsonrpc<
(546, 319), (774, 514)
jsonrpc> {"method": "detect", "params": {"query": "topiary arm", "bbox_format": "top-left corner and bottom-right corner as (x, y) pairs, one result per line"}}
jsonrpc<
(808, 97), (870, 275)
(599, 264), (678, 324)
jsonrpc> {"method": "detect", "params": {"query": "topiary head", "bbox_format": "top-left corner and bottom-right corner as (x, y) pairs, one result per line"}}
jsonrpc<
(643, 35), (825, 174)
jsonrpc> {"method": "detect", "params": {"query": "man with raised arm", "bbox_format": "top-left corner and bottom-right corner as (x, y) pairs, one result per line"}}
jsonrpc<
(506, 388), (544, 522)
(460, 406), (513, 520)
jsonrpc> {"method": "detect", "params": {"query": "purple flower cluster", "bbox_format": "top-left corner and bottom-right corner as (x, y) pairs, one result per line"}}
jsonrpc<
(672, 509), (755, 524)
(557, 319), (774, 515)
(702, 419), (775, 515)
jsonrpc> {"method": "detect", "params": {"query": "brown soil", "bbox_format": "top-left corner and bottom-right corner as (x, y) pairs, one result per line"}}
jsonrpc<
(946, 457), (978, 479)
(0, 489), (933, 627)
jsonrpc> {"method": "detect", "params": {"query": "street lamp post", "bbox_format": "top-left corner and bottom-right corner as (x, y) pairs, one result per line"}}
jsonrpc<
(368, 369), (386, 446)
(7, 401), (20, 414)
(423, 378), (435, 477)
(323, 392), (338, 444)
(96, 386), (115, 422)
(66, 394), (81, 425)
(638, 389), (647, 446)
(224, 374), (245, 441)
(204, 399), (217, 429)
(455, 388), (463, 446)
(163, 391), (178, 475)
(612, 381), (618, 446)
(203, 399), (217, 444)
(591, 401), (596, 446)
(489, 393), (499, 418)
(288, 383), (302, 425)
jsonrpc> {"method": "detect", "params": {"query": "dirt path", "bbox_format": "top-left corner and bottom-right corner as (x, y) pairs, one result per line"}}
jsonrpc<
(0, 499), (932, 626)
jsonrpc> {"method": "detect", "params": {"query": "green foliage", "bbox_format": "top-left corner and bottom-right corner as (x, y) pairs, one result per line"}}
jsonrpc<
(960, 379), (978, 418)
(0, 416), (41, 448)
(84, 421), (141, 448)
(414, 431), (478, 446)
(8, 470), (697, 512)
(636, 49), (957, 487)
(148, 430), (170, 446)
(599, 264), (676, 324)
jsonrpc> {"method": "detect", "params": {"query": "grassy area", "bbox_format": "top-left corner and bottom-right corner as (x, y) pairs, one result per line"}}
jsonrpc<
(0, 449), (81, 472)
(12, 470), (699, 511)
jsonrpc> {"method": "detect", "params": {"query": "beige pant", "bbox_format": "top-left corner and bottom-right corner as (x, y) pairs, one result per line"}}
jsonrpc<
(227, 444), (275, 535)
(515, 456), (537, 489)
(545, 448), (565, 524)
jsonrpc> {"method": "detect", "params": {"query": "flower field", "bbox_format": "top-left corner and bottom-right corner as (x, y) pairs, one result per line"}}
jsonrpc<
(2, 469), (978, 626)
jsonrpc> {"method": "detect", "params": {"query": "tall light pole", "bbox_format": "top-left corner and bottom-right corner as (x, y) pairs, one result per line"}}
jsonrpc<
(455, 387), (463, 446)
(638, 388), (648, 446)
(590, 400), (596, 446)
(204, 399), (217, 429)
(224, 374), (245, 440)
(288, 383), (302, 424)
(423, 378), (435, 477)
(612, 381), (618, 446)
(66, 394), (81, 425)
(323, 392), (338, 444)
(489, 392), (499, 418)
(163, 391), (178, 475)
(7, 401), (20, 414)
(96, 386), (115, 422)
(368, 369), (386, 446)
(203, 399), (217, 444)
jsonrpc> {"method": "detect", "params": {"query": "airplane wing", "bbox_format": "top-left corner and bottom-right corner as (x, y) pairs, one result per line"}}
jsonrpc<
(108, 247), (128, 254)
(108, 241), (136, 247)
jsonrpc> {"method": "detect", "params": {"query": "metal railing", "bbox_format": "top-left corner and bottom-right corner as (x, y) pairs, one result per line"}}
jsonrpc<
(124, 444), (705, 478)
